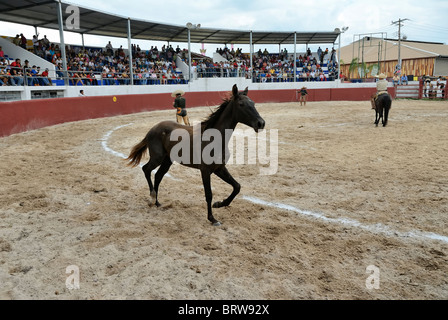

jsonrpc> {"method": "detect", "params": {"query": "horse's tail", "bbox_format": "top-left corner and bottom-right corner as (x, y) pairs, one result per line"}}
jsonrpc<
(125, 138), (148, 167)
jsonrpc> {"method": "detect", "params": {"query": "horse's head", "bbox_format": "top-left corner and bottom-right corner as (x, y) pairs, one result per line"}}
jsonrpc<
(231, 84), (265, 132)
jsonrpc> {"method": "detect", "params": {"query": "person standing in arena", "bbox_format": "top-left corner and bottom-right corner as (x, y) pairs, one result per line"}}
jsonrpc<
(299, 86), (308, 106)
(172, 89), (190, 126)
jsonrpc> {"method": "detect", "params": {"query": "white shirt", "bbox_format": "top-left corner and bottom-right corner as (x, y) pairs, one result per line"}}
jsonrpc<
(377, 79), (388, 92)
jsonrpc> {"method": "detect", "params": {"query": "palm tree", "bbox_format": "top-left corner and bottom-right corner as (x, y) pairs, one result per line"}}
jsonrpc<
(348, 58), (358, 80)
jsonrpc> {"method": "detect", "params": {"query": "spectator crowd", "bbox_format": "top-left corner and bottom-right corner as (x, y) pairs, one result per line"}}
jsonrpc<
(1, 33), (190, 86)
(2, 32), (338, 86)
(193, 45), (339, 83)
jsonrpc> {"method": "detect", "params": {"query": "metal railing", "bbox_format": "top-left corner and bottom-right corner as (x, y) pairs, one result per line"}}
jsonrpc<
(196, 66), (249, 79)
(57, 69), (189, 86)
(252, 72), (338, 83)
(194, 66), (339, 83)
(0, 66), (55, 86)
(0, 66), (189, 87)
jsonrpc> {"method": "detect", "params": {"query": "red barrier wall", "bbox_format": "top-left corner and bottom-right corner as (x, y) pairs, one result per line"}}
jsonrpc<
(0, 87), (395, 137)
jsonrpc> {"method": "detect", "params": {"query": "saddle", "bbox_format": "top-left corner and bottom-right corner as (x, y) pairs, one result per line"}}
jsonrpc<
(371, 91), (390, 109)
(372, 91), (389, 102)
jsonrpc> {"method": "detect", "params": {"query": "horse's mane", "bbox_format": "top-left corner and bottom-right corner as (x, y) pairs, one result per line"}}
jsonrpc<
(201, 98), (231, 130)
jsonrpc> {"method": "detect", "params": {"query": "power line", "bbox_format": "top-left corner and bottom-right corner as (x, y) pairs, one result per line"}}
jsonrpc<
(413, 22), (448, 32)
(407, 25), (448, 34)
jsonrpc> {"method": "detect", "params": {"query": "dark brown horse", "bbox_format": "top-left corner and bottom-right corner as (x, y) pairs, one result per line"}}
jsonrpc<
(373, 93), (392, 127)
(126, 84), (265, 226)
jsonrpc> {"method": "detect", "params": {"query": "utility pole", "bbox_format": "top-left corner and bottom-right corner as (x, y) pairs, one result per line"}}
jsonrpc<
(391, 18), (409, 73)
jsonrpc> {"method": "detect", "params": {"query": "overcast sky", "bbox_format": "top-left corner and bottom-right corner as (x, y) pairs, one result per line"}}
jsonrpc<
(1, 0), (447, 56)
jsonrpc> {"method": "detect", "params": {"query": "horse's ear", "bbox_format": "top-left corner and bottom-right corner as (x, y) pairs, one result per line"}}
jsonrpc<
(243, 87), (248, 95)
(232, 84), (238, 97)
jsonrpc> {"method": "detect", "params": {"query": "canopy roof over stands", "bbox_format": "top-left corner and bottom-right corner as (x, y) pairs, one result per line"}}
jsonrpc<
(0, 0), (340, 45)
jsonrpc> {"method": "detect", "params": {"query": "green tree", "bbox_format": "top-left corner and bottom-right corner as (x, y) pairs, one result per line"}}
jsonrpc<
(348, 58), (358, 80)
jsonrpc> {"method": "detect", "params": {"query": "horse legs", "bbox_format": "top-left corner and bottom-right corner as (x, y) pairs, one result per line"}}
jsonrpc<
(383, 107), (390, 127)
(212, 167), (241, 208)
(375, 108), (383, 127)
(153, 157), (173, 207)
(142, 157), (163, 200)
(374, 110), (380, 126)
(200, 169), (221, 226)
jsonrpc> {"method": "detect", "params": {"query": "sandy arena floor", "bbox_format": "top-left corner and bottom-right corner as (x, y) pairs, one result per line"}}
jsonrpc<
(0, 98), (447, 300)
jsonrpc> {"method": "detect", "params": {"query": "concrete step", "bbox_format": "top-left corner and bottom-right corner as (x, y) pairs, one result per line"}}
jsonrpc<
(396, 85), (420, 98)
(395, 84), (420, 99)
(396, 94), (419, 99)
(396, 85), (419, 90)
(397, 89), (419, 94)
(397, 87), (419, 91)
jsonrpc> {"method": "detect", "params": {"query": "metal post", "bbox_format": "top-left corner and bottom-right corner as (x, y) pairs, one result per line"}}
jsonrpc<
(361, 37), (365, 78)
(249, 30), (254, 82)
(127, 18), (133, 85)
(398, 21), (402, 68)
(186, 23), (200, 82)
(384, 33), (387, 74)
(188, 28), (191, 82)
(378, 42), (381, 74)
(337, 27), (348, 81)
(250, 31), (253, 80)
(293, 32), (297, 83)
(338, 32), (341, 81)
(57, 0), (68, 85)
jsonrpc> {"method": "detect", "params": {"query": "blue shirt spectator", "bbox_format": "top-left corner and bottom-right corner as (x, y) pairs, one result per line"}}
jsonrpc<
(401, 74), (408, 85)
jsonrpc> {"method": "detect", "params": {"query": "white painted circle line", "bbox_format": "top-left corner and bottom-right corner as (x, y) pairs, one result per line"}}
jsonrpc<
(102, 123), (448, 244)
(101, 123), (177, 179)
(242, 196), (448, 244)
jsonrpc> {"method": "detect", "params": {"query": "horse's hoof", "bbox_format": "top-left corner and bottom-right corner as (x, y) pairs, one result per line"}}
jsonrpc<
(212, 201), (222, 208)
(212, 221), (222, 227)
(155, 201), (161, 207)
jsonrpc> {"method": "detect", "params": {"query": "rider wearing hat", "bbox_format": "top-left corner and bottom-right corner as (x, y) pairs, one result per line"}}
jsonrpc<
(172, 89), (190, 126)
(371, 73), (389, 109)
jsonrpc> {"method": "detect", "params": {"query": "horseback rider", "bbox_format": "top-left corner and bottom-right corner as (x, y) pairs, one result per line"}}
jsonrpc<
(371, 73), (389, 109)
(172, 89), (190, 126)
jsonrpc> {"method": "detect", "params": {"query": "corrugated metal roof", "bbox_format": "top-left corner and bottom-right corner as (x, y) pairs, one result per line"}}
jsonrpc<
(341, 37), (448, 64)
(0, 0), (340, 45)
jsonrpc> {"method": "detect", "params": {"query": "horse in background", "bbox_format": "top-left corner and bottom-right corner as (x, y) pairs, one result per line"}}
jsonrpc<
(372, 93), (392, 127)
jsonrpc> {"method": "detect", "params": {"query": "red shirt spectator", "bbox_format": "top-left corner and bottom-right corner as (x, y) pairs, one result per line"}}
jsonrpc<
(10, 58), (22, 69)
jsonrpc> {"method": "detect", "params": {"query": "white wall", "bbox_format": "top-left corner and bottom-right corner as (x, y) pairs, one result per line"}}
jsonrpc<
(176, 56), (193, 80)
(60, 78), (380, 98)
(2, 75), (384, 101)
(213, 52), (227, 63)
